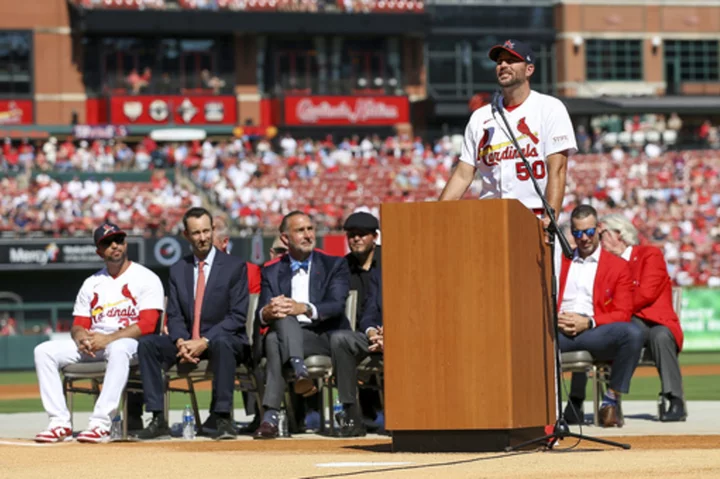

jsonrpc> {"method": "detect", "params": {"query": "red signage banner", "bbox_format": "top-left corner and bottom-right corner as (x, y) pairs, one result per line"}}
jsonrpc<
(109, 96), (237, 125)
(0, 100), (33, 125)
(284, 96), (409, 126)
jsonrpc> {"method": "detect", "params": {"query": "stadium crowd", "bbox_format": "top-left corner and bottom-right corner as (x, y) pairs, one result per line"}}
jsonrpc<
(72, 0), (425, 13)
(0, 131), (718, 287)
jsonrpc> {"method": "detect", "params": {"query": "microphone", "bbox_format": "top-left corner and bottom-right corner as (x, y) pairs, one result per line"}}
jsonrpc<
(491, 91), (503, 115)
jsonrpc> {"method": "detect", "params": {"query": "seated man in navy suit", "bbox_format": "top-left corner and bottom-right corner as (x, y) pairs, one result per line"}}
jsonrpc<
(253, 211), (350, 439)
(135, 207), (250, 441)
(330, 266), (384, 437)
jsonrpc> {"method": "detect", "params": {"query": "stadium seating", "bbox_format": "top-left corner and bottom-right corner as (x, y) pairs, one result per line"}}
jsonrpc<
(2, 134), (718, 286)
(74, 0), (424, 12)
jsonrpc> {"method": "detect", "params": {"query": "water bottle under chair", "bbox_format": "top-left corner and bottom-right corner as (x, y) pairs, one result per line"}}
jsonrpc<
(182, 405), (196, 440)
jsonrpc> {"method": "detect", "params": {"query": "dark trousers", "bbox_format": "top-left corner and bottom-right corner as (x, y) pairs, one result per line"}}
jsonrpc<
(632, 316), (684, 398)
(262, 316), (331, 410)
(560, 322), (645, 396)
(138, 334), (249, 414)
(330, 330), (371, 405)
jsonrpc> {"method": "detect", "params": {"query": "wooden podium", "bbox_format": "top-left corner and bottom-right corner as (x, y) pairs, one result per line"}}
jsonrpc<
(381, 199), (556, 452)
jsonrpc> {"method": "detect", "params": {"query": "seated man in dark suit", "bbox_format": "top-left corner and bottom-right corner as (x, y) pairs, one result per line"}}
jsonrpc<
(558, 205), (644, 428)
(135, 207), (250, 441)
(253, 211), (350, 439)
(599, 213), (687, 421)
(330, 266), (383, 437)
(343, 211), (383, 430)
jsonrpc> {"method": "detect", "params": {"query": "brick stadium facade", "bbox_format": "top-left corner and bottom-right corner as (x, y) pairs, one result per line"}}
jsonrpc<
(0, 0), (718, 133)
(0, 0), (427, 133)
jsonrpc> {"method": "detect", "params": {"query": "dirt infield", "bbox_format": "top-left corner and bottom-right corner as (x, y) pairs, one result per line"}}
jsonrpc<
(1, 436), (720, 479)
(2, 364), (720, 400)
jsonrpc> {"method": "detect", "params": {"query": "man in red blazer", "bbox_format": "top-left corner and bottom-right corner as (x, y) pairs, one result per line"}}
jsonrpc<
(558, 205), (645, 428)
(599, 214), (686, 421)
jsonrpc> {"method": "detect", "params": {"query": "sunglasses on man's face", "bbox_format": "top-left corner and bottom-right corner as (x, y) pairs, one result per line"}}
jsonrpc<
(571, 227), (597, 239)
(99, 236), (125, 248)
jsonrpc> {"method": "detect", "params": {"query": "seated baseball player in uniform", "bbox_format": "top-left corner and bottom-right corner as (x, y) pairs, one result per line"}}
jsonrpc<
(33, 223), (164, 443)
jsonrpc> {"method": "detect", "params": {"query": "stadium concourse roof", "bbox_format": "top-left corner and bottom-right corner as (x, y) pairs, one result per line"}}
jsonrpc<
(434, 95), (720, 117)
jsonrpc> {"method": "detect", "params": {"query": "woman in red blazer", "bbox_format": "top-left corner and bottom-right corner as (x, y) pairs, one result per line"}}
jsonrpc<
(600, 213), (687, 422)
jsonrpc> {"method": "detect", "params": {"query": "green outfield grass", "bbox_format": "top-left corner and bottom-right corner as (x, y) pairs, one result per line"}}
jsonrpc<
(1, 352), (719, 414)
(563, 374), (720, 402)
(0, 371), (38, 385)
(0, 389), (245, 414)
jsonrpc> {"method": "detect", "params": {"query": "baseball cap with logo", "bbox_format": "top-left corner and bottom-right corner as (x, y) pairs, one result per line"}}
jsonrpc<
(94, 222), (127, 247)
(488, 39), (535, 65)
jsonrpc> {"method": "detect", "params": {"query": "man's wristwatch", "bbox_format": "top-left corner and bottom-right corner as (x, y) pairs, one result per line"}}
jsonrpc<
(304, 303), (312, 317)
(202, 337), (210, 346)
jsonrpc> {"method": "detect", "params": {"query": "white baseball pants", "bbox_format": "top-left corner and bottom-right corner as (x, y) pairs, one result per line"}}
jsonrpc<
(34, 337), (138, 430)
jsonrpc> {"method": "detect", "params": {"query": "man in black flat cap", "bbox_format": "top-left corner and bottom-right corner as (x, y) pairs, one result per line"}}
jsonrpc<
(343, 212), (381, 321)
(324, 212), (384, 437)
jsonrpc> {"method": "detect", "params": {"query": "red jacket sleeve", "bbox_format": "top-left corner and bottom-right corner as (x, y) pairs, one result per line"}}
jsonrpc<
(73, 316), (91, 329)
(247, 263), (262, 295)
(137, 310), (161, 335)
(594, 262), (634, 326)
(634, 248), (669, 312)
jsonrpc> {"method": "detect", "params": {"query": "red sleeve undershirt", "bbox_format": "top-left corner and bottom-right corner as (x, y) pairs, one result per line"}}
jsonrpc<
(72, 310), (160, 336)
(73, 316), (91, 329)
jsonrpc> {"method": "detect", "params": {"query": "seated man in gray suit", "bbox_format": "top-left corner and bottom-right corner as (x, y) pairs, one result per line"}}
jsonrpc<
(253, 211), (350, 439)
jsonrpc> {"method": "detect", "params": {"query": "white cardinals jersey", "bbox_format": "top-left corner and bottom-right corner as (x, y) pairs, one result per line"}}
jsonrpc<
(459, 90), (577, 210)
(73, 262), (165, 334)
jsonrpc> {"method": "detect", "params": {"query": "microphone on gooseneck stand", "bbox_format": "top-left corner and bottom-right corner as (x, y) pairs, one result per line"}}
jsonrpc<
(491, 91), (503, 115)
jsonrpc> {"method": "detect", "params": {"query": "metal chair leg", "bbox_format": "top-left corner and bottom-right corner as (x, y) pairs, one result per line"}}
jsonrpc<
(122, 388), (128, 440)
(592, 365), (600, 426)
(65, 378), (74, 430)
(327, 380), (335, 436)
(284, 389), (298, 433)
(186, 379), (203, 434)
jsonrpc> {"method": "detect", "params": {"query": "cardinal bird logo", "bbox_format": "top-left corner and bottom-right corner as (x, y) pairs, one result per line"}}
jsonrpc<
(121, 284), (137, 306)
(90, 292), (103, 317)
(478, 127), (495, 151)
(517, 118), (539, 145)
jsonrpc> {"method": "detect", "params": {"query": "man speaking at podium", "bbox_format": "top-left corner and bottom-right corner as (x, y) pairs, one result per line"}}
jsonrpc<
(439, 38), (576, 224)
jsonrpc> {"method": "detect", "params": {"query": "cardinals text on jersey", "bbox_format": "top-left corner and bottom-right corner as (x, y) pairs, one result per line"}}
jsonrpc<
(459, 90), (578, 210)
(73, 262), (165, 334)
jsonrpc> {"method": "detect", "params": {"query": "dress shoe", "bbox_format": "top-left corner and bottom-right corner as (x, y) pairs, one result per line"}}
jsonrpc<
(563, 400), (585, 425)
(334, 416), (366, 438)
(134, 416), (171, 440)
(127, 415), (145, 433)
(659, 397), (687, 422)
(238, 415), (261, 434)
(213, 417), (237, 440)
(598, 404), (623, 428)
(331, 409), (366, 438)
(293, 376), (318, 397)
(253, 421), (279, 440)
(200, 412), (218, 435)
